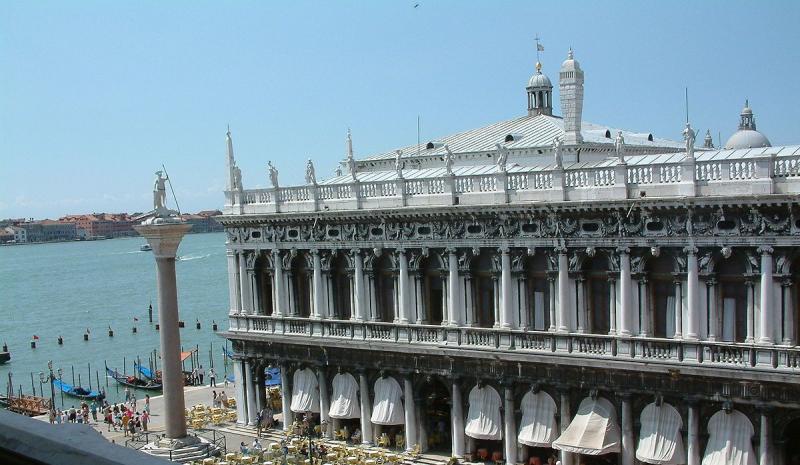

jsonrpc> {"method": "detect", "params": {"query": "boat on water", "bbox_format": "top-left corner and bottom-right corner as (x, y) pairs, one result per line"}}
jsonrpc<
(140, 244), (152, 251)
(52, 379), (102, 400)
(0, 394), (51, 416)
(0, 351), (10, 364)
(136, 362), (194, 386)
(106, 368), (162, 391)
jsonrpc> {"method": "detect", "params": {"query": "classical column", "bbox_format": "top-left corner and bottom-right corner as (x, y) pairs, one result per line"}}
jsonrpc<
(746, 280), (755, 343)
(248, 266), (259, 315)
(397, 250), (410, 324)
(782, 279), (795, 345)
(245, 359), (257, 426)
(311, 250), (324, 319)
(559, 391), (573, 465)
(576, 276), (586, 334)
(687, 402), (700, 465)
(352, 250), (366, 321)
(548, 275), (557, 331)
(254, 365), (264, 413)
(760, 411), (771, 465)
(359, 372), (374, 445)
(318, 369), (330, 438)
(451, 380), (465, 459)
(639, 278), (649, 337)
(500, 247), (513, 329)
(273, 250), (285, 316)
(674, 280), (683, 339)
(448, 249), (462, 326)
(227, 249), (241, 314)
(759, 247), (774, 344)
(707, 278), (718, 341)
(403, 376), (417, 451)
(281, 364), (292, 431)
(685, 247), (699, 340)
(234, 359), (247, 426)
(135, 221), (192, 439)
(557, 249), (569, 333)
(619, 248), (632, 336)
(503, 386), (517, 464)
(518, 275), (528, 330)
(620, 395), (634, 465)
(608, 277), (618, 335)
(464, 272), (474, 326)
(240, 252), (254, 314)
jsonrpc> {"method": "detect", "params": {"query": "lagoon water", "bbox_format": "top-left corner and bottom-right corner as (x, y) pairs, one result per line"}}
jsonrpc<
(0, 232), (230, 407)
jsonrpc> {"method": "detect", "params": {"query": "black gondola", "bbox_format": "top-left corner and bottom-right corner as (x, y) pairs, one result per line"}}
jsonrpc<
(106, 368), (162, 391)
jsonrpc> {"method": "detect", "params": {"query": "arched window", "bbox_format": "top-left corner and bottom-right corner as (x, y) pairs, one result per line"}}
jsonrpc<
(525, 255), (550, 330)
(646, 255), (675, 338)
(290, 254), (311, 318)
(717, 251), (748, 343)
(421, 255), (445, 325)
(373, 255), (395, 323)
(583, 255), (610, 334)
(330, 254), (351, 320)
(471, 252), (496, 328)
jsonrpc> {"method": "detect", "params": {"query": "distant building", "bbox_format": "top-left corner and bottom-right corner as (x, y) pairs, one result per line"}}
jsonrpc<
(180, 210), (223, 233)
(4, 226), (27, 243)
(59, 213), (136, 238)
(21, 220), (77, 242)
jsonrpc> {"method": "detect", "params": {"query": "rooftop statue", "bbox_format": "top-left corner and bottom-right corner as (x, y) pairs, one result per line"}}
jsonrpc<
(553, 136), (564, 169)
(444, 145), (454, 176)
(305, 159), (317, 185)
(395, 150), (404, 179)
(495, 144), (508, 172)
(615, 131), (626, 164)
(683, 123), (696, 160)
(232, 165), (242, 191)
(268, 161), (279, 188)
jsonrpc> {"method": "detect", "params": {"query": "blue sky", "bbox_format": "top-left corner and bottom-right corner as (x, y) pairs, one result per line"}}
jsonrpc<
(2, 1), (799, 219)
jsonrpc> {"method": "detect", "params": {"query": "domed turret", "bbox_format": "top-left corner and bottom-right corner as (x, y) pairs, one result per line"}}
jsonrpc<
(724, 100), (771, 149)
(559, 48), (584, 144)
(527, 62), (553, 116)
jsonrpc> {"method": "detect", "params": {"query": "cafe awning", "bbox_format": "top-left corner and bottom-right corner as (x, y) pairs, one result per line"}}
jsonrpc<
(701, 410), (756, 465)
(518, 390), (558, 447)
(636, 402), (686, 465)
(329, 372), (360, 419)
(370, 376), (404, 425)
(290, 367), (320, 413)
(552, 396), (620, 455)
(465, 385), (502, 440)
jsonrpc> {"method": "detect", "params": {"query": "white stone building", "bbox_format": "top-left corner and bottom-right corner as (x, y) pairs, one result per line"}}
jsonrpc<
(221, 49), (800, 465)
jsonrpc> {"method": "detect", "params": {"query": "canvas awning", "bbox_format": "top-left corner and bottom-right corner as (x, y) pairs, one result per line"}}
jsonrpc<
(518, 390), (558, 447)
(371, 376), (404, 425)
(636, 402), (686, 465)
(465, 385), (502, 440)
(290, 368), (320, 413)
(552, 396), (620, 455)
(329, 372), (360, 419)
(701, 410), (756, 465)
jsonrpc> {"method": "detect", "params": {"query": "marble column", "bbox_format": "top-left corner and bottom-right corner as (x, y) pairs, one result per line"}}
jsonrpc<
(245, 359), (257, 426)
(281, 364), (292, 431)
(621, 395), (634, 465)
(352, 250), (366, 321)
(619, 248), (632, 336)
(403, 376), (417, 451)
(451, 380), (465, 459)
(135, 221), (192, 439)
(782, 279), (795, 345)
(674, 280), (683, 339)
(254, 365), (264, 413)
(318, 369), (330, 438)
(272, 250), (285, 316)
(759, 247), (774, 344)
(359, 372), (374, 445)
(576, 277), (586, 334)
(746, 281), (755, 343)
(464, 273), (474, 327)
(760, 411), (771, 465)
(687, 402), (700, 465)
(234, 359), (247, 426)
(608, 277), (618, 335)
(240, 252), (254, 314)
(448, 249), (461, 326)
(707, 278), (718, 341)
(248, 267), (259, 315)
(548, 275), (557, 331)
(312, 250), (324, 319)
(559, 391), (573, 465)
(397, 250), (410, 324)
(503, 386), (517, 464)
(500, 247), (513, 329)
(557, 250), (569, 333)
(227, 249), (241, 314)
(639, 278), (649, 337)
(685, 247), (699, 340)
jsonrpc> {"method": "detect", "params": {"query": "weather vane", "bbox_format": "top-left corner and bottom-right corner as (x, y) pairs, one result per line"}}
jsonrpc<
(535, 34), (544, 64)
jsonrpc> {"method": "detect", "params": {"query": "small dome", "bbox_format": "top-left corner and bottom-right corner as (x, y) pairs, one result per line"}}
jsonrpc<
(560, 48), (581, 71)
(724, 129), (771, 149)
(528, 71), (552, 88)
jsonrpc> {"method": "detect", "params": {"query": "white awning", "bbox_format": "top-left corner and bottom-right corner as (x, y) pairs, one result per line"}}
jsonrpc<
(370, 376), (404, 425)
(701, 410), (756, 465)
(636, 402), (686, 465)
(552, 396), (620, 455)
(517, 390), (558, 447)
(329, 372), (360, 419)
(465, 385), (502, 440)
(290, 368), (320, 413)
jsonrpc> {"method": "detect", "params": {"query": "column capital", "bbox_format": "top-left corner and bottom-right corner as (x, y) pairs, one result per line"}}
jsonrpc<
(554, 245), (568, 255)
(310, 248), (320, 255)
(350, 248), (362, 257)
(616, 246), (631, 255)
(498, 246), (510, 254)
(445, 246), (458, 254)
(781, 278), (794, 287)
(758, 246), (774, 255)
(683, 245), (698, 255)
(395, 247), (406, 255)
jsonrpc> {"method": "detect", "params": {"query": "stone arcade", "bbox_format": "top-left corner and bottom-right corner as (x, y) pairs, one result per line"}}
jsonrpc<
(220, 50), (800, 465)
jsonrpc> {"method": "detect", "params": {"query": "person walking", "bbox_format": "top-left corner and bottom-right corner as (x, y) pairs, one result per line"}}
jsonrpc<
(48, 409), (55, 424)
(91, 401), (98, 422)
(198, 365), (205, 385)
(144, 394), (150, 413)
(124, 386), (130, 403)
(131, 393), (137, 410)
(121, 412), (130, 437)
(209, 368), (216, 387)
(141, 410), (149, 432)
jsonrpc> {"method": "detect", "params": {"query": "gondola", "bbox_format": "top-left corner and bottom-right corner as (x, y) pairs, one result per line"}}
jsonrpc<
(52, 379), (102, 400)
(135, 362), (194, 387)
(106, 368), (162, 391)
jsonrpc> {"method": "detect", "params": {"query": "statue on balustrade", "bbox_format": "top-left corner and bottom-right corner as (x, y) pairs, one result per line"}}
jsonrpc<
(395, 150), (404, 179)
(444, 145), (454, 175)
(305, 159), (317, 185)
(615, 131), (626, 164)
(495, 143), (508, 172)
(268, 161), (279, 189)
(553, 136), (563, 169)
(683, 122), (696, 159)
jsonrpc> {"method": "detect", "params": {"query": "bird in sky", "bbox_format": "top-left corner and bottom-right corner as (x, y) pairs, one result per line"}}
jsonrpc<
(414, 3), (419, 8)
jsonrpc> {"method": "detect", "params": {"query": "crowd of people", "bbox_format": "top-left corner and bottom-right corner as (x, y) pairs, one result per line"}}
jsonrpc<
(46, 388), (152, 438)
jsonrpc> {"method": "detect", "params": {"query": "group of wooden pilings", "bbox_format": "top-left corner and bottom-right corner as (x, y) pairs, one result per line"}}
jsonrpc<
(25, 319), (219, 349)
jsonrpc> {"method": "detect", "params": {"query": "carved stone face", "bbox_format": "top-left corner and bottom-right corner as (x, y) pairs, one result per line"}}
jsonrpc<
(721, 246), (732, 259)
(650, 246), (660, 257)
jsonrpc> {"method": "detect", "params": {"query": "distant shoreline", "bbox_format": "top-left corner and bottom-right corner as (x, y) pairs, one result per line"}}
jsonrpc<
(0, 230), (222, 247)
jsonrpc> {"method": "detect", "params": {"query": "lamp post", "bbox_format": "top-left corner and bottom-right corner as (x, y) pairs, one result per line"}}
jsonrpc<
(57, 368), (64, 408)
(46, 361), (57, 412)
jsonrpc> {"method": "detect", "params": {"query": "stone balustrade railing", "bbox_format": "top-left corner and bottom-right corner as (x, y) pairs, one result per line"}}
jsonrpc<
(224, 151), (800, 214)
(229, 314), (800, 375)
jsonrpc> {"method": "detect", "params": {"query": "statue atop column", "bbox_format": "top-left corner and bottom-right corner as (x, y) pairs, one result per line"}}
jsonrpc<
(553, 136), (564, 169)
(683, 122), (696, 160)
(444, 145), (455, 176)
(614, 131), (626, 164)
(305, 159), (317, 185)
(395, 150), (404, 179)
(268, 161), (279, 188)
(153, 171), (168, 212)
(495, 144), (508, 173)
